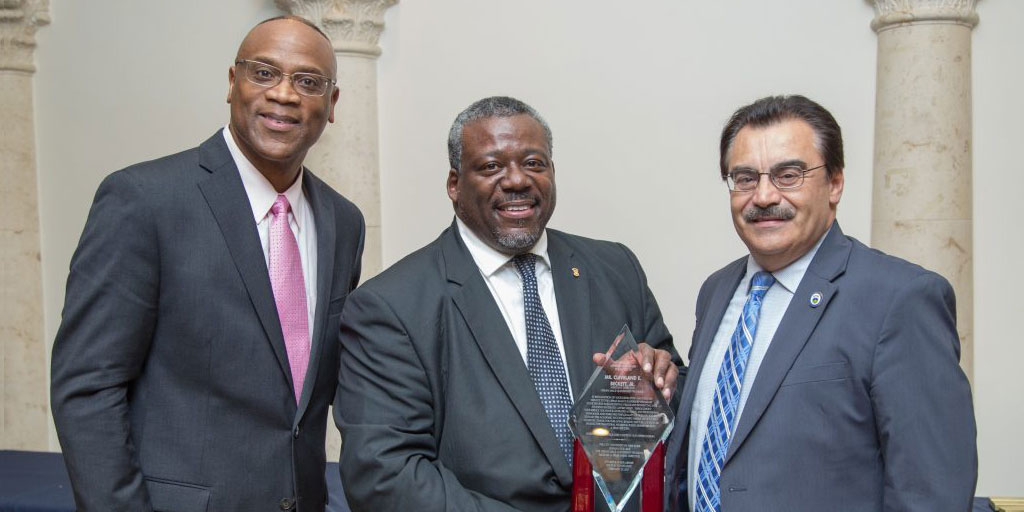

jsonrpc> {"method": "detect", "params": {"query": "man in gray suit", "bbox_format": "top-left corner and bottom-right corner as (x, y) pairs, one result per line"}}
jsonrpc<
(51, 17), (363, 511)
(335, 96), (681, 511)
(666, 95), (977, 512)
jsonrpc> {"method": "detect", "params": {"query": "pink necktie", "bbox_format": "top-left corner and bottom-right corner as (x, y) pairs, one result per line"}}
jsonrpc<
(268, 194), (310, 403)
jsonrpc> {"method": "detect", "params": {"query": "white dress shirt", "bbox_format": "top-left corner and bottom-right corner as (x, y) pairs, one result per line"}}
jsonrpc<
(687, 232), (827, 509)
(223, 127), (317, 345)
(455, 219), (573, 396)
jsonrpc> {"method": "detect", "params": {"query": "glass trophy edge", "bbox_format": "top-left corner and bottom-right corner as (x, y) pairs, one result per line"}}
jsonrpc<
(569, 324), (678, 510)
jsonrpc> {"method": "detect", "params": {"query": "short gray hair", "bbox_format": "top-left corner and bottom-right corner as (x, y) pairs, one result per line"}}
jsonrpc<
(447, 96), (553, 171)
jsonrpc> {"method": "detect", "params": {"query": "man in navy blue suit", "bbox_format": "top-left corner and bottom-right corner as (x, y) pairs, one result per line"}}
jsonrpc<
(667, 95), (977, 512)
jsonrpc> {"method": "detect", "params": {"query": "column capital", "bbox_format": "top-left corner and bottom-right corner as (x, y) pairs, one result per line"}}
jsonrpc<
(0, 0), (50, 72)
(871, 0), (979, 32)
(275, 0), (398, 57)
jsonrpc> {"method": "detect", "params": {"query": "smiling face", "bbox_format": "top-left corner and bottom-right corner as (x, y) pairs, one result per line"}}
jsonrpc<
(227, 18), (339, 190)
(726, 118), (844, 271)
(447, 114), (556, 255)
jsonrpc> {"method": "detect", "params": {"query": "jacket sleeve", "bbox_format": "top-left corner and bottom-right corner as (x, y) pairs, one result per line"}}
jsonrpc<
(50, 171), (158, 512)
(334, 287), (523, 512)
(871, 272), (977, 511)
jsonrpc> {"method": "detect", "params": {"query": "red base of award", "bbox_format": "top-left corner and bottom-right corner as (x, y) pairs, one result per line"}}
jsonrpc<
(641, 442), (665, 512)
(571, 440), (665, 512)
(572, 440), (594, 512)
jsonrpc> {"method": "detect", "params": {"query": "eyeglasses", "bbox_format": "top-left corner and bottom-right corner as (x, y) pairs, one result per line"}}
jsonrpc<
(234, 60), (335, 97)
(726, 164), (826, 192)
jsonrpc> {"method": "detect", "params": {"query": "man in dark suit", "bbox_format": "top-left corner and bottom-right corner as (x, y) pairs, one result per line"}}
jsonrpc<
(334, 96), (681, 511)
(50, 17), (364, 512)
(666, 95), (977, 512)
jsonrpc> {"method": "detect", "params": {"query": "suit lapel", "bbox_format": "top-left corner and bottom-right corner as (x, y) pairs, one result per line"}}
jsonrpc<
(442, 225), (574, 486)
(677, 259), (746, 434)
(669, 258), (745, 477)
(548, 233), (594, 397)
(196, 133), (295, 399)
(294, 171), (337, 420)
(723, 224), (851, 464)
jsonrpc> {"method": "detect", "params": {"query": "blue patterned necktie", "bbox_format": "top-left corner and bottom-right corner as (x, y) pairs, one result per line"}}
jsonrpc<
(514, 253), (574, 465)
(693, 271), (775, 512)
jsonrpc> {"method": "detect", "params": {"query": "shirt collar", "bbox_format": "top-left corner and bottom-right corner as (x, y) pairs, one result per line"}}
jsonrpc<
(455, 217), (550, 277)
(223, 126), (306, 229)
(744, 227), (830, 294)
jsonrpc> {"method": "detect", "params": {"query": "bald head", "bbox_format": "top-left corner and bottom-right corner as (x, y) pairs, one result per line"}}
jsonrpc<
(236, 17), (337, 80)
(256, 15), (331, 42)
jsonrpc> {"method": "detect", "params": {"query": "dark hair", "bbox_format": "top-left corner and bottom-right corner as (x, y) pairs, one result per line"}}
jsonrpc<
(256, 15), (332, 45)
(448, 96), (553, 171)
(719, 95), (844, 179)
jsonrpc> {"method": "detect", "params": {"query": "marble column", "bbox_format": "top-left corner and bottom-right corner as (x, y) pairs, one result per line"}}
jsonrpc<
(275, 0), (397, 460)
(0, 0), (49, 450)
(870, 0), (978, 381)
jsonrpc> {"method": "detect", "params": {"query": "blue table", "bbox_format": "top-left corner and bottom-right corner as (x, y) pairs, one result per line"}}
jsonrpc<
(0, 451), (71, 512)
(0, 450), (996, 511)
(0, 451), (349, 511)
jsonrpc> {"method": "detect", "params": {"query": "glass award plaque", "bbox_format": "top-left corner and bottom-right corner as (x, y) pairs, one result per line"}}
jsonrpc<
(568, 325), (674, 512)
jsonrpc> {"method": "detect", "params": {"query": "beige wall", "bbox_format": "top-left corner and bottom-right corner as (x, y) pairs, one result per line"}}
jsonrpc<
(972, 0), (1024, 497)
(27, 0), (1022, 497)
(375, 0), (876, 342)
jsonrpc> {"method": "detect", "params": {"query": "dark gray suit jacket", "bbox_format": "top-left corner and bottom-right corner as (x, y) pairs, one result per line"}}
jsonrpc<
(51, 132), (365, 512)
(666, 223), (977, 511)
(335, 223), (680, 511)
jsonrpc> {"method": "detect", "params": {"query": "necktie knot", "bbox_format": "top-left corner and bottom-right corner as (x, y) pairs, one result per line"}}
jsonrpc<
(271, 194), (291, 217)
(749, 271), (775, 298)
(513, 253), (537, 282)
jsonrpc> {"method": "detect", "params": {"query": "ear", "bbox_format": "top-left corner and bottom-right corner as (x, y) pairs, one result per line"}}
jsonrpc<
(446, 168), (460, 203)
(227, 65), (236, 104)
(828, 169), (845, 206)
(327, 85), (340, 123)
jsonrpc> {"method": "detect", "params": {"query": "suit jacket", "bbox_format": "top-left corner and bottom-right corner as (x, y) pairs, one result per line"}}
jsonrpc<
(51, 132), (365, 512)
(334, 223), (680, 511)
(665, 223), (977, 512)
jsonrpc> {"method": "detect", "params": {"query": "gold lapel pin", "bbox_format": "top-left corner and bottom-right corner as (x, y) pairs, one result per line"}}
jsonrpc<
(572, 267), (580, 278)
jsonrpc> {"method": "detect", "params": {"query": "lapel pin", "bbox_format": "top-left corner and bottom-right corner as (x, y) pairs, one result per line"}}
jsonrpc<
(572, 267), (580, 278)
(809, 292), (823, 307)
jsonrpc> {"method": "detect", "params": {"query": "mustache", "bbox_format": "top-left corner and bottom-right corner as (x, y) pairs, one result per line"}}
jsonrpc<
(743, 205), (795, 222)
(495, 192), (538, 204)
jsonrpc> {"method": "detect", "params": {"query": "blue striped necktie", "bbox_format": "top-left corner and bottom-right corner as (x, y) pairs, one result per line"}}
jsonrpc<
(514, 253), (574, 465)
(694, 271), (775, 512)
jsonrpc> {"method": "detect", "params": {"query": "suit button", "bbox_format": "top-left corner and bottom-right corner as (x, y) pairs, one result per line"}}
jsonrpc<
(293, 426), (300, 438)
(279, 497), (295, 510)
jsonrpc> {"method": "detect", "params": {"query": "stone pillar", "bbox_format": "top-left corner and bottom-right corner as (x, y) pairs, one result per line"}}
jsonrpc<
(0, 0), (50, 450)
(275, 0), (397, 460)
(870, 0), (978, 381)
